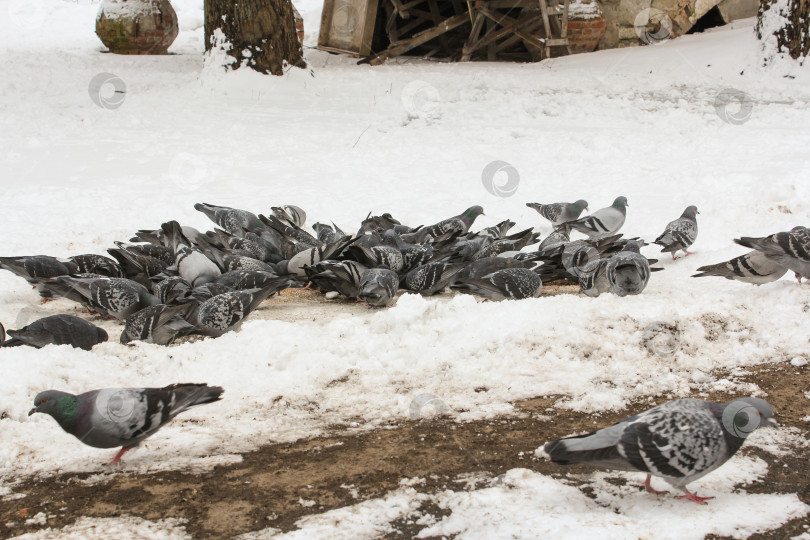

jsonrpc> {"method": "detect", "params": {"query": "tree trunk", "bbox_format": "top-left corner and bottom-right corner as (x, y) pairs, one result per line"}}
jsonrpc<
(756, 0), (809, 60)
(204, 0), (306, 75)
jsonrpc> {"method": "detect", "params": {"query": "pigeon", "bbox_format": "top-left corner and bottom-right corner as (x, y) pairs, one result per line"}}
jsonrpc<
(121, 304), (195, 346)
(69, 255), (123, 278)
(450, 257), (534, 285)
(543, 397), (777, 504)
(107, 244), (170, 290)
(403, 262), (465, 296)
(271, 205), (307, 228)
(537, 226), (571, 252)
(0, 315), (107, 351)
(0, 255), (79, 297)
(189, 283), (234, 303)
(451, 268), (542, 301)
(153, 276), (193, 304)
(29, 383), (224, 464)
(280, 235), (358, 280)
(187, 278), (295, 337)
(566, 196), (627, 239)
(358, 268), (399, 306)
(606, 240), (650, 296)
(578, 258), (610, 297)
(692, 250), (788, 285)
(654, 206), (699, 259)
(526, 200), (589, 226)
(381, 231), (433, 273)
(344, 243), (404, 273)
(304, 260), (367, 298)
(734, 227), (810, 283)
(409, 206), (485, 243)
(216, 270), (288, 291)
(45, 276), (159, 320)
(194, 202), (262, 235)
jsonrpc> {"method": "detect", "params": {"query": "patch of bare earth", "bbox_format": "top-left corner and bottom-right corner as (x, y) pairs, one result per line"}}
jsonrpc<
(1, 362), (808, 539)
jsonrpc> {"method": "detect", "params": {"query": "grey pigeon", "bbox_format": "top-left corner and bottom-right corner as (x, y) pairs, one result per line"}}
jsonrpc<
(692, 250), (788, 285)
(153, 276), (193, 304)
(216, 270), (289, 291)
(403, 262), (465, 296)
(382, 230), (433, 273)
(121, 304), (195, 346)
(312, 222), (346, 244)
(29, 383), (224, 464)
(108, 244), (170, 290)
(161, 221), (222, 286)
(0, 255), (79, 298)
(69, 255), (123, 278)
(654, 206), (699, 259)
(46, 276), (159, 320)
(566, 196), (627, 239)
(187, 278), (295, 337)
(537, 227), (571, 252)
(0, 315), (107, 351)
(578, 258), (610, 297)
(734, 226), (810, 283)
(345, 243), (404, 273)
(606, 240), (650, 296)
(408, 206), (485, 243)
(527, 200), (588, 226)
(358, 268), (399, 306)
(280, 235), (358, 280)
(189, 282), (234, 303)
(271, 205), (307, 228)
(451, 268), (542, 301)
(544, 397), (777, 504)
(304, 260), (367, 298)
(195, 202), (262, 235)
(450, 257), (534, 285)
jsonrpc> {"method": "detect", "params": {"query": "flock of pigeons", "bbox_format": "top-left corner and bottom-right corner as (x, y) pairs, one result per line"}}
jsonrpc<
(3, 197), (804, 503)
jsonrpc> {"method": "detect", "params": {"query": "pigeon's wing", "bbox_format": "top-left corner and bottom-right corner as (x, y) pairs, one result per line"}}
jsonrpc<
(655, 218), (697, 252)
(7, 315), (106, 350)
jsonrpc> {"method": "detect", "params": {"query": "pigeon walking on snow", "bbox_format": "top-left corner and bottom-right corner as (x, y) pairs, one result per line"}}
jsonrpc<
(692, 250), (788, 284)
(543, 397), (777, 504)
(654, 206), (699, 259)
(606, 240), (650, 296)
(526, 200), (588, 226)
(565, 196), (627, 239)
(29, 383), (224, 464)
(0, 315), (108, 351)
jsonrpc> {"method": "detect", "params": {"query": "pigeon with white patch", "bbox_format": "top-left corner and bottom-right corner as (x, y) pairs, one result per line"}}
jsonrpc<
(358, 268), (399, 306)
(0, 315), (107, 351)
(271, 205), (307, 228)
(121, 304), (195, 346)
(566, 196), (627, 239)
(29, 383), (224, 464)
(606, 240), (650, 296)
(543, 397), (777, 504)
(654, 206), (699, 259)
(526, 200), (589, 226)
(692, 250), (788, 284)
(45, 276), (159, 320)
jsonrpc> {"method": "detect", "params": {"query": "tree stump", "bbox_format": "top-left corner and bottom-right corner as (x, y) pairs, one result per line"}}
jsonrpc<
(96, 0), (179, 55)
(204, 0), (306, 75)
(756, 0), (809, 60)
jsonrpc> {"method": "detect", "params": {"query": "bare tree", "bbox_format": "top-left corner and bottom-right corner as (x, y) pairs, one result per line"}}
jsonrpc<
(204, 0), (306, 75)
(756, 0), (809, 60)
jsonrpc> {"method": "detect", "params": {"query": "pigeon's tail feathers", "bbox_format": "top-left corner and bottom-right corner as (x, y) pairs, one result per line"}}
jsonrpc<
(165, 383), (224, 418)
(161, 220), (192, 253)
(544, 426), (625, 465)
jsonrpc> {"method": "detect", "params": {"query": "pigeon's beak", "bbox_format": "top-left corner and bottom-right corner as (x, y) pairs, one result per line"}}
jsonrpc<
(28, 407), (37, 416)
(764, 417), (778, 428)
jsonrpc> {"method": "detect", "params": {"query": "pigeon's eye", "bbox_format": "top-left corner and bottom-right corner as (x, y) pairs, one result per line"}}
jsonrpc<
(40, 398), (47, 404)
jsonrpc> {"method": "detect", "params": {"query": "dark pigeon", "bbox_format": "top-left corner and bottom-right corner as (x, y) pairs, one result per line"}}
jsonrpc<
(121, 304), (195, 346)
(606, 240), (650, 296)
(0, 255), (79, 298)
(451, 268), (542, 301)
(45, 276), (159, 320)
(403, 262), (465, 296)
(0, 315), (107, 351)
(358, 268), (399, 307)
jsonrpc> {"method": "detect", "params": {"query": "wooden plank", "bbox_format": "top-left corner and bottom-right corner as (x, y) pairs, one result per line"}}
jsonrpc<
(478, 7), (545, 50)
(427, 0), (453, 54)
(487, 16), (496, 60)
(463, 11), (538, 57)
(369, 12), (471, 64)
(461, 10), (486, 60)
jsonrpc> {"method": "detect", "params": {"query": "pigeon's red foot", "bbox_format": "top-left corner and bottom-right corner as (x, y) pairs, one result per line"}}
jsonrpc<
(300, 282), (313, 291)
(104, 446), (133, 465)
(684, 251), (695, 257)
(671, 253), (678, 260)
(39, 298), (55, 304)
(676, 491), (713, 505)
(643, 474), (668, 495)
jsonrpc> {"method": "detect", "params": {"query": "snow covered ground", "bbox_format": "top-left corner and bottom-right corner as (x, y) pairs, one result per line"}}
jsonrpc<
(1, 0), (809, 537)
